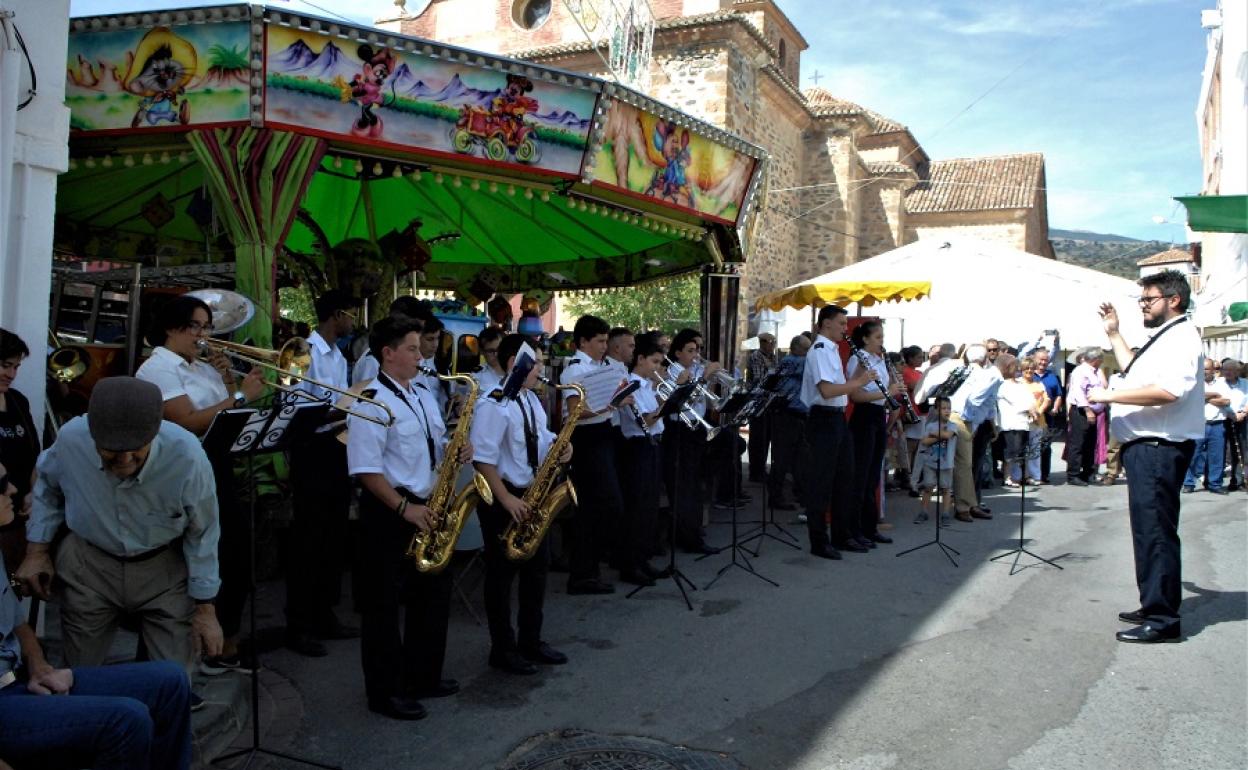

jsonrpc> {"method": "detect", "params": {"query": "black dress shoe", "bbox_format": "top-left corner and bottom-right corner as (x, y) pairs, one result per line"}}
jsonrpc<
(1068, 478), (1089, 487)
(1118, 609), (1147, 625)
(854, 536), (877, 549)
(315, 619), (361, 641)
(567, 578), (616, 595)
(637, 561), (666, 579)
(618, 568), (656, 587)
(868, 532), (894, 544)
(489, 650), (538, 675)
(836, 540), (869, 554)
(368, 695), (427, 720)
(1116, 625), (1180, 643)
(285, 631), (328, 658)
(412, 679), (459, 699)
(810, 545), (842, 560)
(519, 642), (568, 665)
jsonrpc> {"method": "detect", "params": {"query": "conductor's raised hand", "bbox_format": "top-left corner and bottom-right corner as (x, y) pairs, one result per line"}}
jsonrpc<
(1098, 303), (1120, 335)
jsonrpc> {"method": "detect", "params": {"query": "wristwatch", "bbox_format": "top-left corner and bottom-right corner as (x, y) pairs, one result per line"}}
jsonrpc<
(232, 390), (246, 407)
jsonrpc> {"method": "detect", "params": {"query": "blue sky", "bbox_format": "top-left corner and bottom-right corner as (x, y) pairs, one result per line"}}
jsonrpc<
(73, 0), (1210, 241)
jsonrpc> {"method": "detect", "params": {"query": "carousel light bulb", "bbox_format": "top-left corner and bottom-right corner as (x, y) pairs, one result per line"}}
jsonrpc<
(567, 197), (577, 208)
(470, 179), (480, 190)
(333, 156), (343, 169)
(524, 188), (533, 199)
(84, 157), (95, 169)
(372, 163), (383, 175)
(141, 153), (153, 165)
(68, 158), (78, 171)
(412, 169), (423, 181)
(453, 176), (463, 187)
(434, 173), (444, 184)
(541, 191), (550, 202)
(392, 166), (403, 178)
(159, 152), (171, 164)
(353, 160), (364, 174)
(102, 156), (113, 168)
(123, 155), (135, 167)
(489, 181), (498, 193)
(507, 185), (516, 196)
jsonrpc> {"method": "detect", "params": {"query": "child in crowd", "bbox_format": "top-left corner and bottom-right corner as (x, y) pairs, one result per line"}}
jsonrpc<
(914, 396), (956, 524)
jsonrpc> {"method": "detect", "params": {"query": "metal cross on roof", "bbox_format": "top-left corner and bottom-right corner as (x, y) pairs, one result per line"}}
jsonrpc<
(810, 70), (824, 85)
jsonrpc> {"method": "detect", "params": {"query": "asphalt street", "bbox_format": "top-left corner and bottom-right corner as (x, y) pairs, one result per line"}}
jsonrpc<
(226, 464), (1247, 770)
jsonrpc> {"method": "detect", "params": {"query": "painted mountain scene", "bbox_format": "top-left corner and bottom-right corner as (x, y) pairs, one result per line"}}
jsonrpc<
(264, 27), (598, 175)
(66, 22), (251, 131)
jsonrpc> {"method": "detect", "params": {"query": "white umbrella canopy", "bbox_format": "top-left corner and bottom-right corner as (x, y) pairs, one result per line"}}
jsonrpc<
(757, 237), (1146, 353)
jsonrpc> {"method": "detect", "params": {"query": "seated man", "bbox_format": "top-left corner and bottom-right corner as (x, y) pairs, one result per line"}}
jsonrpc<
(0, 461), (193, 770)
(17, 376), (222, 669)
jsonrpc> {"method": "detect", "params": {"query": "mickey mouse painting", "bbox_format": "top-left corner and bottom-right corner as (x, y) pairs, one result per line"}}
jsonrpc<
(644, 119), (694, 208)
(119, 27), (198, 129)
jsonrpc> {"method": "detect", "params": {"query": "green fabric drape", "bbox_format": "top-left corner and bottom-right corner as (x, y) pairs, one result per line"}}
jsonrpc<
(187, 128), (327, 346)
(1174, 195), (1248, 234)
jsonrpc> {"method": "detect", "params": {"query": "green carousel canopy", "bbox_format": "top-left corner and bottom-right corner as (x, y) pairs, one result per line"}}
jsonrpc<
(57, 4), (768, 345)
(1173, 195), (1248, 234)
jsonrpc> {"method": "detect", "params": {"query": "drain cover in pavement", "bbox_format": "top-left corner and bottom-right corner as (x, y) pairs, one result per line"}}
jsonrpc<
(501, 729), (744, 770)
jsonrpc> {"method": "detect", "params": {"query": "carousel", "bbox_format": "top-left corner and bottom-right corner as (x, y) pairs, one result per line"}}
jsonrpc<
(52, 3), (767, 398)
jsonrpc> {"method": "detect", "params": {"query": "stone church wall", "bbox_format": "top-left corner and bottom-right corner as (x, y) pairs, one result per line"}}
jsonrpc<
(859, 181), (907, 260)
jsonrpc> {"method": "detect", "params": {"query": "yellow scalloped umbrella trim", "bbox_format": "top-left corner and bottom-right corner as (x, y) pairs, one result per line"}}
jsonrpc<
(753, 280), (931, 312)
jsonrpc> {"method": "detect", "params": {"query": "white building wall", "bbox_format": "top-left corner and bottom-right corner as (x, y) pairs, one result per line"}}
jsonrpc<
(1193, 0), (1247, 361)
(1, 0), (70, 436)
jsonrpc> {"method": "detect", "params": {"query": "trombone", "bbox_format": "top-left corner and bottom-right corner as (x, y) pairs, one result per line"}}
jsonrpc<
(196, 337), (395, 427)
(185, 289), (395, 427)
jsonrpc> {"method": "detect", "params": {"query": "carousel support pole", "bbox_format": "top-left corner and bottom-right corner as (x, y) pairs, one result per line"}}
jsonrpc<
(700, 263), (742, 372)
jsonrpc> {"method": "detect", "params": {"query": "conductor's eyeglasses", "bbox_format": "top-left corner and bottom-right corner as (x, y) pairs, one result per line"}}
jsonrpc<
(1136, 294), (1173, 306)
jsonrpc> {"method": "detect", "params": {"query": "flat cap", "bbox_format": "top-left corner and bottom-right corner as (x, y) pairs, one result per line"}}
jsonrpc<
(88, 377), (165, 451)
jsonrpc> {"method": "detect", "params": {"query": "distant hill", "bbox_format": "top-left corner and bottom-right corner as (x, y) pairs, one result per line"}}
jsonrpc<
(1049, 228), (1142, 243)
(1050, 228), (1180, 280)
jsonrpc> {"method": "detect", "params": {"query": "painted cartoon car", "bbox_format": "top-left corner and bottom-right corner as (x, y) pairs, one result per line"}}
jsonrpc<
(451, 74), (542, 163)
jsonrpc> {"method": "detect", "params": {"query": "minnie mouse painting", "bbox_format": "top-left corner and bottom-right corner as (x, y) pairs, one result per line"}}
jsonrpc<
(341, 44), (396, 138)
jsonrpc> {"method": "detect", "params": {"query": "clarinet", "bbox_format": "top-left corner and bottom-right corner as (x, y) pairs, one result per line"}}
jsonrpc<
(849, 345), (901, 410)
(884, 356), (921, 424)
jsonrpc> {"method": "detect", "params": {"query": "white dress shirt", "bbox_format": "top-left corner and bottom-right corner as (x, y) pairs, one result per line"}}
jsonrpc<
(346, 372), (447, 499)
(471, 390), (556, 488)
(1219, 377), (1248, 416)
(1109, 316), (1205, 442)
(619, 372), (665, 439)
(800, 334), (847, 408)
(913, 357), (961, 405)
(297, 331), (349, 403)
(473, 365), (503, 396)
(352, 352), (380, 386)
(559, 349), (614, 426)
(846, 349), (890, 404)
(1201, 378), (1230, 421)
(136, 345), (229, 410)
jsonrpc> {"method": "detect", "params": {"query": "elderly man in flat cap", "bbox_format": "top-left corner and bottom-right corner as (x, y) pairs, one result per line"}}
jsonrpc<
(17, 376), (222, 668)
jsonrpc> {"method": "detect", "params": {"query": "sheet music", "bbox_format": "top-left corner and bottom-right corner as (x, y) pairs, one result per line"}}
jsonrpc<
(573, 364), (631, 413)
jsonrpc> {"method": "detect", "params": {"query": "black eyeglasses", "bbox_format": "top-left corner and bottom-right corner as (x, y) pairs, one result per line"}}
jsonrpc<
(1136, 294), (1174, 307)
(986, 348), (999, 353)
(186, 321), (214, 334)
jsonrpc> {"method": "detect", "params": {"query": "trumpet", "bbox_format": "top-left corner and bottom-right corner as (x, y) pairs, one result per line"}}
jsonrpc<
(197, 337), (396, 427)
(651, 373), (720, 441)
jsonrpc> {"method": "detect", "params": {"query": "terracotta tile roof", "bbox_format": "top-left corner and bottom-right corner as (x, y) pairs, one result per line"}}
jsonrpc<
(863, 108), (906, 135)
(1136, 247), (1194, 266)
(802, 89), (907, 135)
(512, 11), (775, 61)
(865, 160), (913, 175)
(905, 153), (1045, 214)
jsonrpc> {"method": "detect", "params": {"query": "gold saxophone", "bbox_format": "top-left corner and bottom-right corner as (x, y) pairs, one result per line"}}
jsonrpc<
(501, 380), (584, 561)
(406, 369), (494, 574)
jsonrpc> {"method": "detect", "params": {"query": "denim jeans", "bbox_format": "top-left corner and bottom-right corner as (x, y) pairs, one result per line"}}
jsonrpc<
(1183, 421), (1225, 490)
(0, 660), (192, 770)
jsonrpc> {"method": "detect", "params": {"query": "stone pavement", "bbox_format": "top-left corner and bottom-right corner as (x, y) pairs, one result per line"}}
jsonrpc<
(194, 456), (1247, 770)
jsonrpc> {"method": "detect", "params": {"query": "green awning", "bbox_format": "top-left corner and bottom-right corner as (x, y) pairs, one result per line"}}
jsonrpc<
(1174, 194), (1248, 234)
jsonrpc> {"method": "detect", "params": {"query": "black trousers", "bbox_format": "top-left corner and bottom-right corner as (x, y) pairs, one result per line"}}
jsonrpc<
(801, 407), (855, 548)
(478, 485), (550, 653)
(619, 435), (661, 569)
(662, 421), (707, 548)
(1040, 409), (1067, 481)
(747, 413), (772, 481)
(768, 411), (805, 502)
(1122, 438), (1194, 633)
(286, 432), (352, 634)
(357, 491), (453, 701)
(1067, 408), (1099, 482)
(971, 421), (995, 502)
(209, 452), (250, 640)
(567, 422), (625, 582)
(1226, 419), (1246, 488)
(848, 403), (887, 538)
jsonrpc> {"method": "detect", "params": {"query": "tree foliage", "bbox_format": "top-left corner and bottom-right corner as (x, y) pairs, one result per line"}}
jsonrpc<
(563, 275), (701, 335)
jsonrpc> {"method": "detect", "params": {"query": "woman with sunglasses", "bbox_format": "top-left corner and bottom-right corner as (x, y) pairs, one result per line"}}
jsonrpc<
(0, 330), (39, 577)
(136, 295), (264, 676)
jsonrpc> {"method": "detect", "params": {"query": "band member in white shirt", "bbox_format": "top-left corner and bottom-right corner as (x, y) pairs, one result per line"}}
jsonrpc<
(473, 326), (506, 395)
(286, 289), (360, 657)
(136, 295), (264, 674)
(616, 333), (667, 586)
(559, 315), (628, 594)
(472, 334), (571, 675)
(347, 316), (470, 719)
(845, 320), (900, 550)
(662, 328), (722, 555)
(1089, 270), (1205, 643)
(799, 306), (872, 560)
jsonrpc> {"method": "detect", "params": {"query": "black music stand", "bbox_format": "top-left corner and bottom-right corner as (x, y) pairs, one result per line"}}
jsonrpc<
(990, 442), (1063, 575)
(739, 389), (801, 555)
(702, 390), (779, 589)
(896, 418), (959, 567)
(627, 383), (698, 610)
(209, 398), (342, 770)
